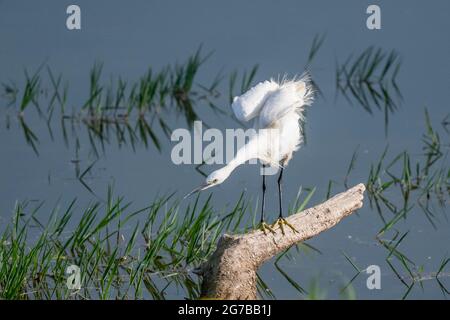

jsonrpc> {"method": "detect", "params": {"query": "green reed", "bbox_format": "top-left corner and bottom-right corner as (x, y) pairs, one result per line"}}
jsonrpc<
(366, 110), (449, 227)
(334, 106), (450, 298)
(19, 66), (43, 114)
(0, 183), (320, 300)
(1, 38), (329, 156)
(3, 47), (263, 155)
(336, 46), (402, 136)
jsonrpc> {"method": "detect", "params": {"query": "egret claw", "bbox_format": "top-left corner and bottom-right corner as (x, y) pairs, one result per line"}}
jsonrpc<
(259, 221), (276, 235)
(272, 218), (298, 235)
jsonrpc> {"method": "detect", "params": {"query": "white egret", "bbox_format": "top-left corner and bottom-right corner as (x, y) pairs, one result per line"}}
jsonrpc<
(186, 73), (315, 234)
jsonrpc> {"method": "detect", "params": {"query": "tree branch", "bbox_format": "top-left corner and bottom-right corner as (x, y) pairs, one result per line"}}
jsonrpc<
(198, 183), (366, 299)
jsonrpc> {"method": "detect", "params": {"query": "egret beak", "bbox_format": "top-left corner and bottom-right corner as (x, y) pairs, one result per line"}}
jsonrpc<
(183, 182), (215, 199)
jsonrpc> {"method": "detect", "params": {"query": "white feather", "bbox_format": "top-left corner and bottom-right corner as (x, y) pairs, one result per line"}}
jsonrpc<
(231, 80), (279, 122)
(258, 74), (314, 128)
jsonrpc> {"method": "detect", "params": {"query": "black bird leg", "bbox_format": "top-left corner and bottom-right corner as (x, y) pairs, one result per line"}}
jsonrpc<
(261, 168), (266, 223)
(259, 165), (274, 234)
(272, 167), (298, 234)
(277, 167), (284, 218)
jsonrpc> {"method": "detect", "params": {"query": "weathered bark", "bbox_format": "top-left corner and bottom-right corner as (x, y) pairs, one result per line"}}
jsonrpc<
(198, 183), (366, 299)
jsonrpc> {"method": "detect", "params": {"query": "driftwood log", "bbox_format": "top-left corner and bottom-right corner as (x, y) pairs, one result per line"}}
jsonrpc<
(197, 183), (366, 299)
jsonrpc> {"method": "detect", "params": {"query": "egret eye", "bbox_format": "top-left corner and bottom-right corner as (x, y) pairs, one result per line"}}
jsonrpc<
(207, 178), (218, 184)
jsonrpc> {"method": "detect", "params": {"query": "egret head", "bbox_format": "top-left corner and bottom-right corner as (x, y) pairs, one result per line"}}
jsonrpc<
(184, 167), (232, 199)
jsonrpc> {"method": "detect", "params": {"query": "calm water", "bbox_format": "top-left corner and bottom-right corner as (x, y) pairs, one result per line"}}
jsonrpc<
(0, 1), (449, 299)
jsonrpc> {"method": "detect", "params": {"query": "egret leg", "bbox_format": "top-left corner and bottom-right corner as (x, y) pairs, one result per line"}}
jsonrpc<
(278, 167), (284, 219)
(259, 166), (275, 234)
(261, 167), (266, 222)
(272, 168), (298, 235)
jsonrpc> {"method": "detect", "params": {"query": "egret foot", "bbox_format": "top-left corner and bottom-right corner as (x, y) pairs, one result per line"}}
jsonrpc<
(272, 218), (298, 235)
(259, 221), (276, 235)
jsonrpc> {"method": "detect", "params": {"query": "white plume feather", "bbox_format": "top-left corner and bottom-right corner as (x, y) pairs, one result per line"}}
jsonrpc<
(231, 80), (279, 122)
(258, 73), (314, 128)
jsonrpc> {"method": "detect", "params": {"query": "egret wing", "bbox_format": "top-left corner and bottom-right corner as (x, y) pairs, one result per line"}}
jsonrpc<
(259, 79), (313, 128)
(231, 80), (279, 122)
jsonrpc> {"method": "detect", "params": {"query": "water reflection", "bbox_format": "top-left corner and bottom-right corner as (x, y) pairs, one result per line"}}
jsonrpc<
(4, 49), (263, 157)
(336, 47), (403, 136)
